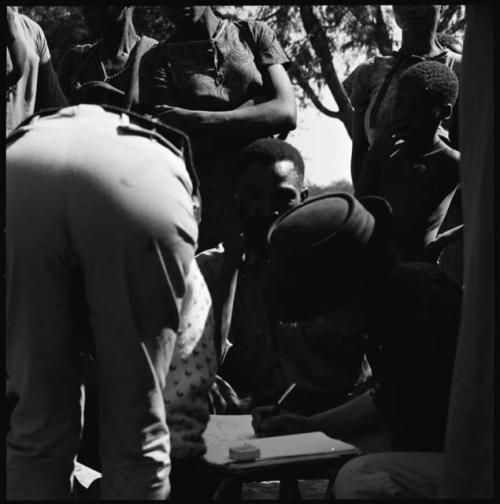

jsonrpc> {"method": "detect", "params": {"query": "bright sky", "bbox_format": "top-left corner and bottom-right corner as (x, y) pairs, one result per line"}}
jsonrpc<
(287, 91), (352, 187)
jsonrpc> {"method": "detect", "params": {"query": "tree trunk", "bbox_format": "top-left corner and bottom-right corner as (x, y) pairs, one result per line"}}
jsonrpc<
(298, 5), (353, 136)
(373, 6), (393, 56)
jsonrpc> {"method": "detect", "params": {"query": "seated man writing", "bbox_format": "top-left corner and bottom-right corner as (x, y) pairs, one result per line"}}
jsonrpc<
(198, 139), (371, 416)
(253, 193), (461, 458)
(356, 61), (460, 262)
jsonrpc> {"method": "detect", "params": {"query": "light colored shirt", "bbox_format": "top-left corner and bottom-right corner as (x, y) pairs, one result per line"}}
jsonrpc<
(6, 14), (67, 136)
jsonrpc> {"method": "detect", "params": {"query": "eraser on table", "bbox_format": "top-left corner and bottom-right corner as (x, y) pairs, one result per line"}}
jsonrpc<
(228, 444), (261, 461)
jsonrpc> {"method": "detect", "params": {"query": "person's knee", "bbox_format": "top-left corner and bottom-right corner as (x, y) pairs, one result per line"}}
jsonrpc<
(333, 454), (384, 499)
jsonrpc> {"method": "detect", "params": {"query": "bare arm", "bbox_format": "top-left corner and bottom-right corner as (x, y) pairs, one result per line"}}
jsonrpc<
(351, 107), (370, 191)
(252, 390), (381, 438)
(310, 390), (382, 438)
(155, 64), (297, 138)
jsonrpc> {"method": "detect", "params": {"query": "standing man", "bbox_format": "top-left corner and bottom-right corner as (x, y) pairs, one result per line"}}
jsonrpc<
(6, 7), (68, 135)
(6, 105), (199, 499)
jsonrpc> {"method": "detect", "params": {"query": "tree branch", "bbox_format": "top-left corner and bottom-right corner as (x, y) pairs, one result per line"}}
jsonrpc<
(299, 5), (353, 131)
(290, 64), (341, 119)
(256, 7), (283, 22)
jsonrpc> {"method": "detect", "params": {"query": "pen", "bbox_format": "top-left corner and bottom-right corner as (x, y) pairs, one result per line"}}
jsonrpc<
(270, 382), (297, 415)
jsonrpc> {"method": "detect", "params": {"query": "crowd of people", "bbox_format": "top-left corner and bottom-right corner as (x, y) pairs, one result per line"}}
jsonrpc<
(5, 4), (493, 501)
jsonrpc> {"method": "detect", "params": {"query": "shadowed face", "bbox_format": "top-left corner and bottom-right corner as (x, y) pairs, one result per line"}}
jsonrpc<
(393, 5), (441, 33)
(161, 5), (209, 26)
(237, 160), (306, 253)
(82, 6), (129, 38)
(392, 79), (447, 141)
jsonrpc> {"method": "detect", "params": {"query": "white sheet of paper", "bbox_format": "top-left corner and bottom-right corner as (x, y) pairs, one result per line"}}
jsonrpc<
(203, 431), (358, 466)
(202, 414), (255, 444)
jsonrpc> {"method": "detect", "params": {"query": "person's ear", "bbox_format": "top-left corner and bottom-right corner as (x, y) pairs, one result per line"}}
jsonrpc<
(439, 103), (453, 122)
(300, 188), (308, 202)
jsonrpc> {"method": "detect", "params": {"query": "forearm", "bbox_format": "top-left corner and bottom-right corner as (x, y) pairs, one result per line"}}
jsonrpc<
(309, 390), (381, 438)
(158, 97), (296, 139)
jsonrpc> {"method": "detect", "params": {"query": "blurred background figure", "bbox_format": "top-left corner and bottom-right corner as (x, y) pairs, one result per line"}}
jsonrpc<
(58, 6), (156, 109)
(140, 5), (296, 250)
(6, 6), (67, 136)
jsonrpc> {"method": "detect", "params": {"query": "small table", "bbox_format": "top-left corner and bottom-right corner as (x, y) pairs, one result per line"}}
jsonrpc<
(208, 450), (360, 502)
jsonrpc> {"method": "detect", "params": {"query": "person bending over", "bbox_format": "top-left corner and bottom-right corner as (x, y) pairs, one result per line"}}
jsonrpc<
(253, 193), (461, 458)
(356, 61), (460, 262)
(198, 139), (371, 416)
(6, 105), (199, 499)
(140, 6), (296, 250)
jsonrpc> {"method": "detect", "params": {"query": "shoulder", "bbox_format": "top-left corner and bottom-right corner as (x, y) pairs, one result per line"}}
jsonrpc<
(196, 244), (226, 282)
(349, 55), (395, 103)
(140, 42), (165, 66)
(233, 19), (277, 45)
(60, 42), (96, 67)
(18, 13), (45, 38)
(445, 49), (462, 76)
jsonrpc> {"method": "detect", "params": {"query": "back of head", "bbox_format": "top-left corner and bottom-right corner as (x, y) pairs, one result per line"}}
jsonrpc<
(239, 138), (305, 187)
(400, 60), (459, 108)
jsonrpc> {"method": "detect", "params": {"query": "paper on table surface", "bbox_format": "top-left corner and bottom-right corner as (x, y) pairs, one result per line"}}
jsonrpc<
(202, 414), (255, 444)
(203, 431), (358, 466)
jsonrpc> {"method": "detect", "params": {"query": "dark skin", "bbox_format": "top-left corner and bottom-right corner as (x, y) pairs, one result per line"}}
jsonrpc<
(151, 6), (297, 140)
(350, 5), (461, 190)
(252, 286), (382, 440)
(81, 6), (138, 76)
(211, 157), (307, 412)
(6, 6), (27, 88)
(356, 80), (459, 260)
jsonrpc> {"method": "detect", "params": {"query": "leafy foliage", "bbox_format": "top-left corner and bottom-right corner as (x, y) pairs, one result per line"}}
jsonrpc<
(20, 4), (465, 125)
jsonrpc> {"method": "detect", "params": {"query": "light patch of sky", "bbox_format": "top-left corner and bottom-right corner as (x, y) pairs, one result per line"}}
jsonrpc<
(217, 6), (403, 187)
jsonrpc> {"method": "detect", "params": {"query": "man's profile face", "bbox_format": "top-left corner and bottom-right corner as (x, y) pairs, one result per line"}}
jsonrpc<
(237, 160), (306, 252)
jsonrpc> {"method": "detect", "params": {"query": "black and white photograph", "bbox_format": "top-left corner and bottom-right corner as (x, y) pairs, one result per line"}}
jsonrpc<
(4, 3), (495, 501)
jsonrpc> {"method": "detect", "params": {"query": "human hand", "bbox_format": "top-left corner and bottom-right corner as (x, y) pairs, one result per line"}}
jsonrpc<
(209, 375), (253, 414)
(251, 406), (314, 437)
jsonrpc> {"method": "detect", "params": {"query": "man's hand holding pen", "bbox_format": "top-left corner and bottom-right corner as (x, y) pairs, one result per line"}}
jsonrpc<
(251, 383), (315, 437)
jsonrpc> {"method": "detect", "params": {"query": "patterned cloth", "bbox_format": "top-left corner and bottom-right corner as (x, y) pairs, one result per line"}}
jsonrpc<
(140, 20), (290, 249)
(164, 260), (217, 460)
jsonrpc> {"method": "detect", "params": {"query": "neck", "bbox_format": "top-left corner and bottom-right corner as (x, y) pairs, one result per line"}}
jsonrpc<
(101, 12), (137, 58)
(400, 31), (442, 57)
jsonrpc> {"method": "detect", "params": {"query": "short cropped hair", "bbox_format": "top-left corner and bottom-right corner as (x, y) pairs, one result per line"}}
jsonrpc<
(239, 138), (305, 185)
(399, 60), (459, 107)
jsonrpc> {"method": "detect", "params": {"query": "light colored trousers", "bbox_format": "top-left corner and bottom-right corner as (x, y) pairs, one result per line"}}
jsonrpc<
(6, 105), (198, 499)
(333, 452), (443, 499)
